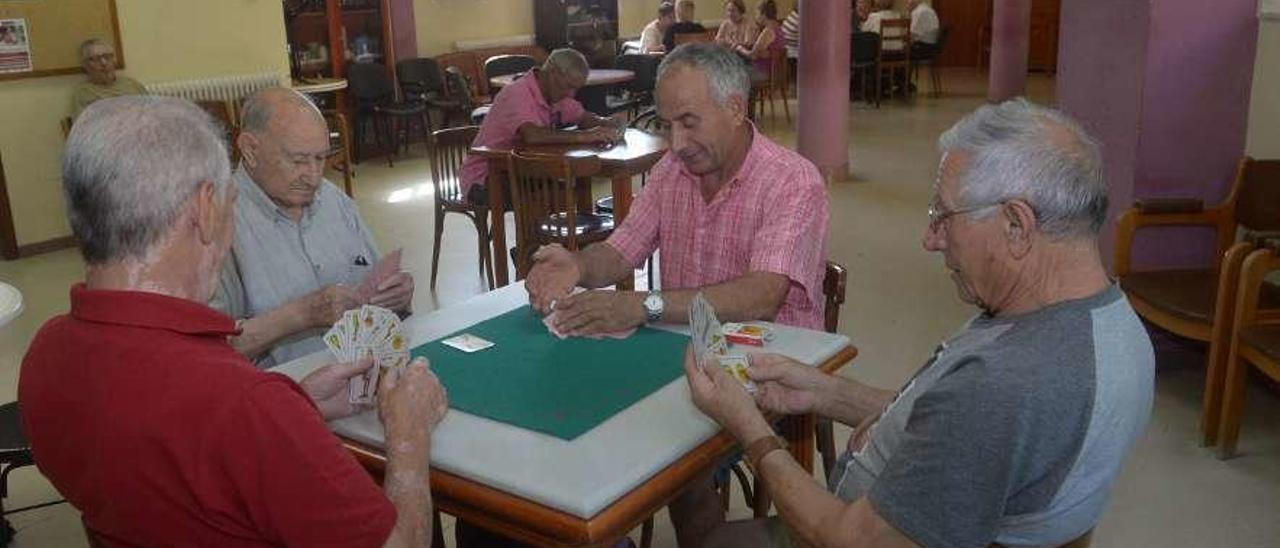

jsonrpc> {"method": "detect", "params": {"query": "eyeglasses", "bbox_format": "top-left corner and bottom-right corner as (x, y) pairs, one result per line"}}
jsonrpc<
(927, 199), (1002, 233)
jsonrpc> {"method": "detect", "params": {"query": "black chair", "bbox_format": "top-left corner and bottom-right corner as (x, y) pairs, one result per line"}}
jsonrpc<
(911, 26), (952, 98)
(850, 31), (882, 107)
(483, 54), (538, 82)
(443, 67), (492, 126)
(346, 62), (430, 167)
(605, 54), (661, 116)
(0, 402), (65, 546)
(396, 57), (456, 135)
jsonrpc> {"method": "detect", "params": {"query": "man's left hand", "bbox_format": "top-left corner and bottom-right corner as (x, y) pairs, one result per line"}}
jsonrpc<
(683, 346), (769, 440)
(370, 271), (414, 313)
(300, 357), (374, 421)
(551, 290), (645, 336)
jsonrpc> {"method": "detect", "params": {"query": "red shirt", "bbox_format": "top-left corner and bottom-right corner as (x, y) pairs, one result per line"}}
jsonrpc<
(19, 285), (395, 547)
(605, 126), (829, 329)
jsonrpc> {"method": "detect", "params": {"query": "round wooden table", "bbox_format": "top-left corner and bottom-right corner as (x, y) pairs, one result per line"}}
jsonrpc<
(291, 77), (348, 94)
(0, 281), (22, 328)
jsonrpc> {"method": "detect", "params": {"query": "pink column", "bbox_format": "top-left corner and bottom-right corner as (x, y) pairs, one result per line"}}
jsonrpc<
(796, 0), (851, 182)
(988, 0), (1032, 102)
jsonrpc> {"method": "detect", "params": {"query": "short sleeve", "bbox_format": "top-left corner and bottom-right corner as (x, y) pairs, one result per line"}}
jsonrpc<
(604, 156), (672, 267)
(215, 378), (396, 547)
(747, 168), (827, 305)
(557, 97), (588, 125)
(210, 250), (247, 320)
(867, 358), (1030, 548)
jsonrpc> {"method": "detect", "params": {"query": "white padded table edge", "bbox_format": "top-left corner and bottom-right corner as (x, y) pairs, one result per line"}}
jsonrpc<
(0, 281), (23, 328)
(270, 282), (853, 519)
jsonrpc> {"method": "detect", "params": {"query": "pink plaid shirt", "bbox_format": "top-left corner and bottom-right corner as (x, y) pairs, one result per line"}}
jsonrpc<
(606, 127), (829, 329)
(459, 69), (587, 198)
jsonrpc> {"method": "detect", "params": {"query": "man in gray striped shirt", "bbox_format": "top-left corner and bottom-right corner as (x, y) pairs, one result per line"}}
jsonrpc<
(677, 99), (1154, 547)
(212, 88), (414, 368)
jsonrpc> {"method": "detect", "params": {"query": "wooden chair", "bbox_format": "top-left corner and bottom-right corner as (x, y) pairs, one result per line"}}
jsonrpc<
(911, 26), (952, 98)
(443, 67), (492, 126)
(429, 126), (494, 291)
(323, 110), (355, 197)
(674, 30), (715, 47)
(0, 402), (64, 545)
(1114, 157), (1280, 446)
(346, 62), (431, 167)
(505, 152), (613, 279)
(876, 19), (912, 101)
(850, 31), (882, 107)
(1216, 239), (1280, 459)
(749, 51), (791, 125)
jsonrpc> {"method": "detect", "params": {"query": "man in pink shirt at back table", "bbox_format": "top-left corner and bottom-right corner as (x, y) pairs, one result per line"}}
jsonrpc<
(458, 48), (624, 205)
(526, 43), (829, 334)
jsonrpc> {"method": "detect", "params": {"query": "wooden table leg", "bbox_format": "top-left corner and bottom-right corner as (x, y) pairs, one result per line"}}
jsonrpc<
(780, 413), (816, 474)
(611, 174), (635, 291)
(487, 160), (510, 287)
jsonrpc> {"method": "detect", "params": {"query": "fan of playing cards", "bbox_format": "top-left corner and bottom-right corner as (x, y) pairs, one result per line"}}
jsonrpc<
(323, 305), (411, 405)
(690, 293), (758, 394)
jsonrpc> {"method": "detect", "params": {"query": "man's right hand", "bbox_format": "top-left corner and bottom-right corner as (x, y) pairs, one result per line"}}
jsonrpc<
(748, 354), (833, 416)
(527, 244), (581, 314)
(300, 284), (364, 328)
(378, 357), (449, 442)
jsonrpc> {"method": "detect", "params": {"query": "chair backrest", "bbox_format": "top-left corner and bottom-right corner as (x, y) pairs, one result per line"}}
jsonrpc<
(823, 261), (848, 334)
(444, 66), (478, 111)
(614, 53), (661, 94)
(345, 62), (395, 103)
(506, 151), (603, 275)
(674, 31), (714, 47)
(429, 125), (480, 202)
(878, 18), (912, 61)
(851, 32), (881, 65)
(1232, 157), (1280, 232)
(1235, 242), (1280, 332)
(396, 58), (446, 98)
(484, 54), (539, 81)
(934, 25), (953, 55)
(629, 107), (661, 132)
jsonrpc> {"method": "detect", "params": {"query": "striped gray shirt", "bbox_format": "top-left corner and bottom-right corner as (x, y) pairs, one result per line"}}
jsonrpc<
(211, 167), (379, 368)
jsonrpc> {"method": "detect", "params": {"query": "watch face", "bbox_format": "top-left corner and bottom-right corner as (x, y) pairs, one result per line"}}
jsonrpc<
(644, 294), (661, 310)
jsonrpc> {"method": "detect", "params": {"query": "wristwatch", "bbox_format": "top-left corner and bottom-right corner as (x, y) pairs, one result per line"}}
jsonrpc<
(744, 434), (788, 473)
(642, 291), (664, 323)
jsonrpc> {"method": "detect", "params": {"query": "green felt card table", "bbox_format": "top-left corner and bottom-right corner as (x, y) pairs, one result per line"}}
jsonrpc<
(272, 281), (856, 546)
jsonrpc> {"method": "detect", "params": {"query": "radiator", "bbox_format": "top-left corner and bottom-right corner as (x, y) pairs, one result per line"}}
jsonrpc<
(146, 71), (289, 103)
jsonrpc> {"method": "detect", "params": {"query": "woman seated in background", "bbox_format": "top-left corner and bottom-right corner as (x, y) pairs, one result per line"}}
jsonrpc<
(733, 0), (784, 82)
(715, 0), (754, 49)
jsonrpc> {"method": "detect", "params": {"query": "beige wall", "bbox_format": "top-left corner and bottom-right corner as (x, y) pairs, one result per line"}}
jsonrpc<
(1246, 16), (1280, 157)
(0, 0), (288, 247)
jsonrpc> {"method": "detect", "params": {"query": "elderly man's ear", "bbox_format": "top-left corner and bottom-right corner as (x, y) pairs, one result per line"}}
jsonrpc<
(1004, 199), (1037, 259)
(193, 181), (222, 246)
(236, 132), (260, 169)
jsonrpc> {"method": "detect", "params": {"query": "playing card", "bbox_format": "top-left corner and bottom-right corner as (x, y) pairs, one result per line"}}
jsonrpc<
(690, 293), (727, 366)
(542, 310), (637, 340)
(357, 248), (403, 301)
(348, 344), (379, 405)
(326, 304), (409, 404)
(718, 355), (758, 394)
(442, 333), (495, 353)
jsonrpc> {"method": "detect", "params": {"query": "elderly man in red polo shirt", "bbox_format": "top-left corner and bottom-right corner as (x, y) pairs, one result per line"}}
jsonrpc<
(458, 47), (624, 206)
(19, 96), (446, 547)
(527, 42), (829, 334)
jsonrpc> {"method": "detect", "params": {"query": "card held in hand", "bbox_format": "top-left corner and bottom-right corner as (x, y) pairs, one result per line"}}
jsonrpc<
(324, 304), (411, 405)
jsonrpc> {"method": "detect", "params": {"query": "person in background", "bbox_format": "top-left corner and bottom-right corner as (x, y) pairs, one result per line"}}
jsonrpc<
(457, 48), (623, 206)
(715, 0), (755, 49)
(909, 0), (941, 58)
(70, 38), (146, 119)
(856, 0), (873, 25)
(664, 0), (709, 52)
(780, 5), (800, 63)
(22, 95), (447, 547)
(734, 0), (786, 82)
(640, 2), (678, 54)
(862, 0), (902, 35)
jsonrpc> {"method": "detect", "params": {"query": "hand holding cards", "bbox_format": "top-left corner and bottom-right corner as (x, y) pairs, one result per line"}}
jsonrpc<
(323, 305), (411, 405)
(690, 293), (757, 394)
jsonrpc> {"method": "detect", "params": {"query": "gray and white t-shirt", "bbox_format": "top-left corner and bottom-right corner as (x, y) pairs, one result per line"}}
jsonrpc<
(830, 285), (1154, 547)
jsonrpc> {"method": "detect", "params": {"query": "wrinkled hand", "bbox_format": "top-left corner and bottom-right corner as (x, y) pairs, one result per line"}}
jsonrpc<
(302, 284), (364, 327)
(370, 271), (414, 313)
(378, 357), (449, 440)
(748, 353), (830, 416)
(683, 346), (765, 438)
(527, 244), (581, 314)
(301, 357), (374, 421)
(551, 290), (645, 336)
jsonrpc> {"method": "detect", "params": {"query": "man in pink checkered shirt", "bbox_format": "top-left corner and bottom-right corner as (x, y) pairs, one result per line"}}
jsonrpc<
(527, 43), (829, 334)
(458, 48), (624, 205)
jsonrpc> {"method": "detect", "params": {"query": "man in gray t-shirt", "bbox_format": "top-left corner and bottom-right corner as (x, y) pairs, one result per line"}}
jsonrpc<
(674, 99), (1154, 548)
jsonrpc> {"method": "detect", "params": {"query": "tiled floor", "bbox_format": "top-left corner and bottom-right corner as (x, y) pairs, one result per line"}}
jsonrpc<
(1, 69), (1278, 546)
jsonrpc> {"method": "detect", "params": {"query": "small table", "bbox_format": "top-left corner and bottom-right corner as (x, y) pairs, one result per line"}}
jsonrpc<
(471, 128), (667, 288)
(291, 77), (348, 95)
(489, 69), (635, 116)
(0, 282), (22, 328)
(270, 281), (857, 546)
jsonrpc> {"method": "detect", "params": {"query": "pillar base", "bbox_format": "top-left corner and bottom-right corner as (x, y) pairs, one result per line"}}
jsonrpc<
(818, 163), (850, 185)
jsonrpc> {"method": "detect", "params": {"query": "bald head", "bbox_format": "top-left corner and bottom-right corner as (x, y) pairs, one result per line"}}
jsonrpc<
(240, 87), (325, 135)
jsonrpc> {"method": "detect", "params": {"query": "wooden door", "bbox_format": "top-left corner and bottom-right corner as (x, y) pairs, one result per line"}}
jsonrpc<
(1027, 0), (1060, 72)
(934, 0), (990, 68)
